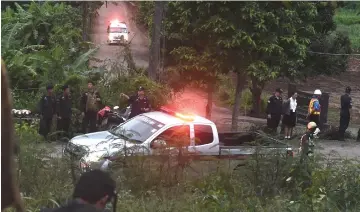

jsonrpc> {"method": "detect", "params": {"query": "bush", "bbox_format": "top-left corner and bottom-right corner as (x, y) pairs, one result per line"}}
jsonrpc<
(98, 74), (172, 110)
(15, 123), (73, 209)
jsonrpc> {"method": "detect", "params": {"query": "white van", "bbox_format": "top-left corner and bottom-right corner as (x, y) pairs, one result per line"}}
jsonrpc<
(107, 20), (130, 44)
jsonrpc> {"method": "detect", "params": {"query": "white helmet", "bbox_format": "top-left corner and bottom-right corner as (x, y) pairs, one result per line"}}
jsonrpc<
(314, 89), (322, 95)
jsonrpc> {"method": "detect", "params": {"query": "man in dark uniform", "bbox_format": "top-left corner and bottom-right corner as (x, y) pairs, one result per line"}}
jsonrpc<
(56, 85), (72, 139)
(338, 86), (352, 141)
(38, 84), (56, 140)
(120, 86), (151, 119)
(40, 170), (117, 212)
(266, 88), (283, 134)
(81, 81), (102, 133)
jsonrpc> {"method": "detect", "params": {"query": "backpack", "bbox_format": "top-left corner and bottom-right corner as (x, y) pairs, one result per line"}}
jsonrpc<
(86, 91), (98, 112)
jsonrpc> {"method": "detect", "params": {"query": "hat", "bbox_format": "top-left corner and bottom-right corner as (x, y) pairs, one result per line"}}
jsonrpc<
(138, 86), (145, 91)
(62, 84), (69, 90)
(275, 88), (283, 93)
(46, 84), (54, 90)
(314, 89), (322, 95)
(307, 122), (317, 130)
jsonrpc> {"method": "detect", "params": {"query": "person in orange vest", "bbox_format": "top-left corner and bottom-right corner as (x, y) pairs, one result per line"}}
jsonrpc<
(307, 89), (322, 131)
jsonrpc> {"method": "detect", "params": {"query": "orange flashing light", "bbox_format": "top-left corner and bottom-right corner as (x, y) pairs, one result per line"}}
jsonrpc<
(174, 112), (194, 121)
(160, 106), (195, 121)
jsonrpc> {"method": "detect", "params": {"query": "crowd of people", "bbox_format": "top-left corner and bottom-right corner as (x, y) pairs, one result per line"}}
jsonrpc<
(266, 86), (353, 141)
(37, 81), (151, 141)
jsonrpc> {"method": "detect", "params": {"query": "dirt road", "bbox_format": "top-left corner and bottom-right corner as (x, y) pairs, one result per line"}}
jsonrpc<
(90, 2), (149, 69)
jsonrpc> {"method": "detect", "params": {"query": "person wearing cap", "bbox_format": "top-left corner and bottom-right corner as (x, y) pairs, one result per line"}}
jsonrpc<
(56, 85), (72, 139)
(38, 84), (56, 140)
(41, 169), (117, 212)
(81, 81), (102, 133)
(266, 88), (283, 134)
(338, 86), (352, 141)
(120, 86), (151, 119)
(307, 89), (322, 129)
(299, 122), (318, 160)
(298, 121), (318, 190)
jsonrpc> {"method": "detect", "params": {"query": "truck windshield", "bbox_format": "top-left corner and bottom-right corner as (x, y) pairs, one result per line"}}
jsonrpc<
(109, 115), (164, 143)
(109, 27), (128, 33)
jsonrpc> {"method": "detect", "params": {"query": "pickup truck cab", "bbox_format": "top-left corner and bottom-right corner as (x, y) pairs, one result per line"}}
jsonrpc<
(64, 107), (293, 170)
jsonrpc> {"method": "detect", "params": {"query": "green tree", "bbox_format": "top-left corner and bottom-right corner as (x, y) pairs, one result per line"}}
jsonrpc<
(162, 2), (318, 128)
(1, 2), (97, 89)
(300, 2), (352, 78)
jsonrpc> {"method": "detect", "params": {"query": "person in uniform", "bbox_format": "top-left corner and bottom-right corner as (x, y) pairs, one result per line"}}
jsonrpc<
(81, 81), (102, 133)
(38, 84), (56, 140)
(56, 85), (72, 139)
(120, 86), (151, 119)
(338, 86), (352, 141)
(266, 88), (283, 134)
(307, 89), (322, 128)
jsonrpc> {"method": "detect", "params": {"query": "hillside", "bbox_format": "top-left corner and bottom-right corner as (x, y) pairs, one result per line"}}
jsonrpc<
(334, 3), (360, 53)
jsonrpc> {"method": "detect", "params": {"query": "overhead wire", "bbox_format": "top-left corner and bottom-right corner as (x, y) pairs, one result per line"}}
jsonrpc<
(307, 51), (360, 56)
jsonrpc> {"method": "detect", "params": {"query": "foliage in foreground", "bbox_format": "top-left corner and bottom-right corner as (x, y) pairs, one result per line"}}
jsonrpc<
(14, 123), (360, 212)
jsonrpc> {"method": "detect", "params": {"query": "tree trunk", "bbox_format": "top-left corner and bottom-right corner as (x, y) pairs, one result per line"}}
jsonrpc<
(148, 1), (165, 81)
(206, 82), (214, 120)
(231, 72), (246, 131)
(82, 2), (88, 41)
(250, 76), (264, 117)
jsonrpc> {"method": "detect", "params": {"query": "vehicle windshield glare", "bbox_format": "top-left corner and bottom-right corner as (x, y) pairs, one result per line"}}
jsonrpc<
(109, 115), (164, 143)
(109, 27), (128, 33)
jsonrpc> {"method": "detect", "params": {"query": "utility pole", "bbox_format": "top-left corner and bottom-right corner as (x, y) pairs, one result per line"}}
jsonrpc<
(148, 1), (165, 81)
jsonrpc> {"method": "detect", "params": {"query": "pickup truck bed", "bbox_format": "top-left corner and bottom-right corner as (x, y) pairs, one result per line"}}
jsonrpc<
(219, 132), (256, 146)
(218, 131), (292, 158)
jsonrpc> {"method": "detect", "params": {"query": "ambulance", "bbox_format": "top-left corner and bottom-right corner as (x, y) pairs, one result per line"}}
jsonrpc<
(107, 20), (129, 44)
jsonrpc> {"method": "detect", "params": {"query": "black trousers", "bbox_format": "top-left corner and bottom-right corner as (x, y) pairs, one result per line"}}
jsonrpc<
(82, 111), (97, 133)
(267, 114), (281, 132)
(39, 117), (52, 138)
(57, 117), (71, 138)
(339, 114), (350, 139)
(308, 114), (320, 129)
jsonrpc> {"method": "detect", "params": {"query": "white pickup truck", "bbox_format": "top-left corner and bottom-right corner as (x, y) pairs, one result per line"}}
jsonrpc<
(64, 107), (293, 171)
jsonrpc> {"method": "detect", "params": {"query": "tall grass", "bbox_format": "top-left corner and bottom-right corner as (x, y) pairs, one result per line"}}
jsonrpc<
(334, 8), (360, 52)
(12, 122), (360, 212)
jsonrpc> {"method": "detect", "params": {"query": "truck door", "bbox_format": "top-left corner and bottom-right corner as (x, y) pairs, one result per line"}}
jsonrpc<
(149, 125), (191, 154)
(189, 124), (219, 155)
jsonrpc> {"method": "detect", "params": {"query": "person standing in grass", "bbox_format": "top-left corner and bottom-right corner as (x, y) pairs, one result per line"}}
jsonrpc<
(81, 81), (102, 133)
(282, 92), (298, 139)
(41, 170), (117, 212)
(56, 85), (72, 139)
(38, 84), (56, 140)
